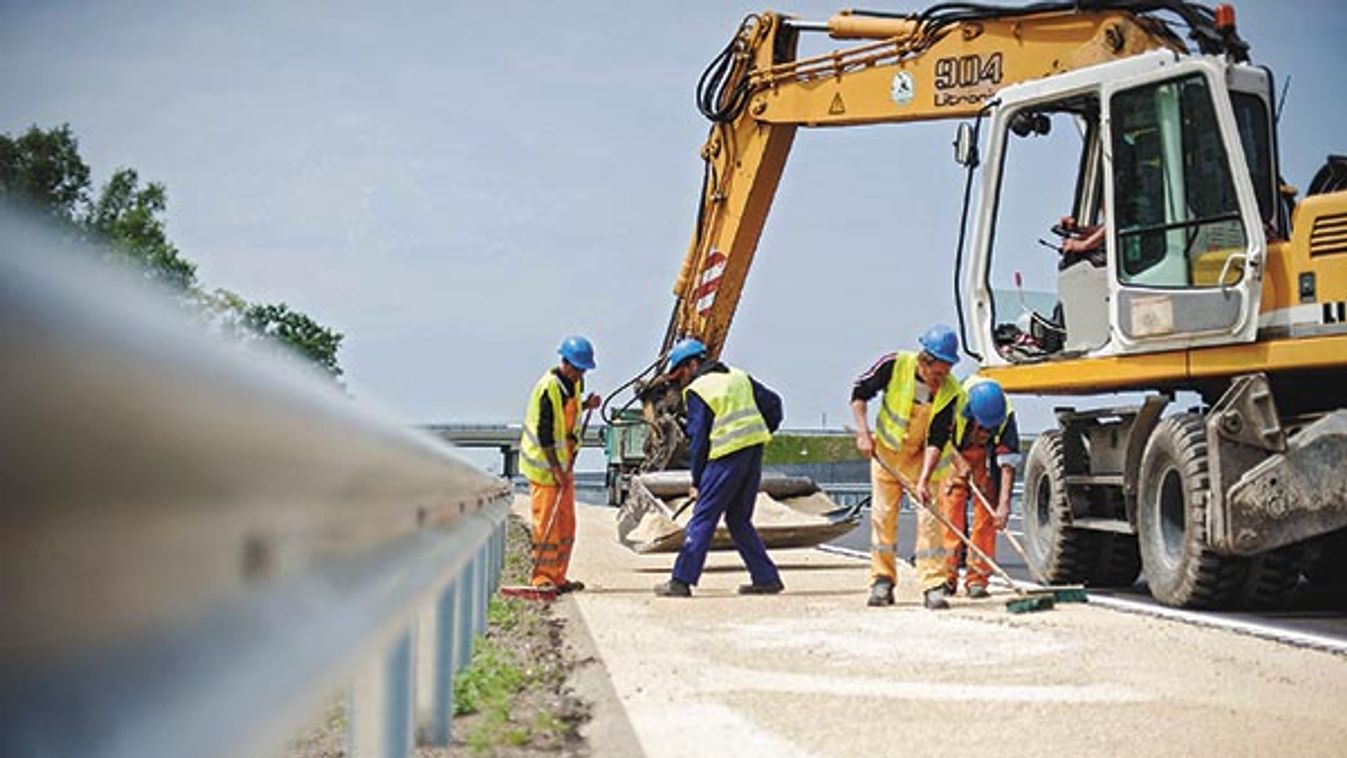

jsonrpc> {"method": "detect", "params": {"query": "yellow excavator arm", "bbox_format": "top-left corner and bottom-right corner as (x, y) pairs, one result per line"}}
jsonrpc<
(663, 2), (1235, 362)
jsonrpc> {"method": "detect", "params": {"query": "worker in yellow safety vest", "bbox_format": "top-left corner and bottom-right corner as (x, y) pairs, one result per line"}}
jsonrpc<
(937, 376), (1021, 598)
(518, 335), (601, 592)
(850, 325), (963, 610)
(653, 338), (785, 598)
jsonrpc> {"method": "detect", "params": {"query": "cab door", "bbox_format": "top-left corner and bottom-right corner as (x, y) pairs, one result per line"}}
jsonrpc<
(1102, 60), (1266, 352)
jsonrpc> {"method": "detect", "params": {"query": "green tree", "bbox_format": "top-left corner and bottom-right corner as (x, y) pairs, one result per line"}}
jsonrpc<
(244, 302), (345, 380)
(1, 123), (344, 378)
(86, 167), (197, 289)
(0, 123), (90, 220)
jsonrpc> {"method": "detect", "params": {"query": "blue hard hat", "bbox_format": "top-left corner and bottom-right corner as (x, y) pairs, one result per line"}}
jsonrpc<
(918, 324), (960, 365)
(667, 337), (708, 372)
(558, 335), (596, 370)
(966, 379), (1008, 430)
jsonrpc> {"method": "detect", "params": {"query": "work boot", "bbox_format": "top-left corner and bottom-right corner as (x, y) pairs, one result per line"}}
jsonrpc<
(653, 578), (692, 598)
(738, 579), (785, 595)
(967, 584), (990, 599)
(942, 579), (958, 597)
(558, 580), (586, 594)
(867, 579), (895, 607)
(923, 587), (951, 610)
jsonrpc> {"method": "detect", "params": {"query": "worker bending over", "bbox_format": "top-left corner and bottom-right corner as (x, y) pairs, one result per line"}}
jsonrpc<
(519, 335), (602, 593)
(654, 338), (785, 598)
(851, 325), (963, 610)
(938, 377), (1021, 598)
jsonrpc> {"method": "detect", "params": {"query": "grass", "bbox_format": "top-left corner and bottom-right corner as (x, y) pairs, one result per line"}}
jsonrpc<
(450, 516), (586, 755)
(763, 432), (863, 465)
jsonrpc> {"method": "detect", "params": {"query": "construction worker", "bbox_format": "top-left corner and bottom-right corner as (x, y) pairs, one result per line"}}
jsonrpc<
(850, 324), (963, 610)
(653, 338), (785, 598)
(938, 377), (1021, 598)
(518, 335), (602, 593)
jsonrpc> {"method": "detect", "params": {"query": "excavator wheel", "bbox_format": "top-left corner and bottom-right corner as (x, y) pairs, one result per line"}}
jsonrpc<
(1090, 531), (1143, 588)
(1136, 414), (1249, 608)
(1233, 544), (1308, 610)
(1022, 431), (1100, 585)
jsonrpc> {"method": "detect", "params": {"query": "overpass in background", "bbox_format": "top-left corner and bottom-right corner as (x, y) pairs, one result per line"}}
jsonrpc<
(423, 423), (605, 477)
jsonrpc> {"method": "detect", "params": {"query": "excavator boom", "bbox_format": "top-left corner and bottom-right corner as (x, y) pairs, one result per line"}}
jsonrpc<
(665, 2), (1230, 361)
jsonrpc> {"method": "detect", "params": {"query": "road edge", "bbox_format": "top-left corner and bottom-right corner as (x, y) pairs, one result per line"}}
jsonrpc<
(553, 595), (646, 757)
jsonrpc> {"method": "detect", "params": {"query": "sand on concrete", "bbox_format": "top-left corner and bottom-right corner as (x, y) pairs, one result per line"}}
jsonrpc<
(531, 497), (1347, 758)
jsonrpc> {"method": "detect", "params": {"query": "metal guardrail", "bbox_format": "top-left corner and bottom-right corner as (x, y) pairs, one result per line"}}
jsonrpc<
(0, 210), (512, 758)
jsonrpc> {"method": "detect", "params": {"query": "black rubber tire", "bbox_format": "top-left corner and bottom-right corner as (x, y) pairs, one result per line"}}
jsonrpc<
(1234, 545), (1307, 609)
(1090, 532), (1143, 588)
(1136, 413), (1248, 608)
(1022, 431), (1100, 584)
(605, 465), (622, 507)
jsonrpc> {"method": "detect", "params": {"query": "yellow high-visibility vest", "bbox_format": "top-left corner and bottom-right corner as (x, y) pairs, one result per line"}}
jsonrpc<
(684, 367), (771, 460)
(519, 371), (583, 485)
(874, 351), (961, 479)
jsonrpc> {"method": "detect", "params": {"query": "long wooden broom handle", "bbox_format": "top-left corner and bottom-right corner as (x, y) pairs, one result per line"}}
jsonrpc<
(870, 452), (1025, 595)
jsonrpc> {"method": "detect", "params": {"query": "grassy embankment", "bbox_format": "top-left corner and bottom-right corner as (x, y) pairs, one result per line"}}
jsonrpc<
(762, 432), (862, 466)
(450, 516), (588, 755)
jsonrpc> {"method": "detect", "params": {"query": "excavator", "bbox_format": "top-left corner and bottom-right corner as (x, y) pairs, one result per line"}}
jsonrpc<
(606, 0), (1347, 608)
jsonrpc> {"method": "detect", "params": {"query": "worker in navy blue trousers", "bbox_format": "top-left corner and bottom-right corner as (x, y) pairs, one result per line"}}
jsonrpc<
(654, 338), (785, 598)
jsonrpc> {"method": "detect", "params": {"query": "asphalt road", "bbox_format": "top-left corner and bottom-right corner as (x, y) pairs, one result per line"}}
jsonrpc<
(827, 508), (1347, 645)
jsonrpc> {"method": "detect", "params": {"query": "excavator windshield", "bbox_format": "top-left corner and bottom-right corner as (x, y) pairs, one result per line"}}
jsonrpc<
(973, 53), (1272, 364)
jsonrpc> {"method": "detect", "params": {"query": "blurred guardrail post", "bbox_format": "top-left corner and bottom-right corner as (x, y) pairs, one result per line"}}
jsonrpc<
(0, 210), (513, 758)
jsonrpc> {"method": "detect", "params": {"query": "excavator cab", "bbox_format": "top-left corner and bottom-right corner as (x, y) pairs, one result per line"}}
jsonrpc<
(967, 51), (1274, 365)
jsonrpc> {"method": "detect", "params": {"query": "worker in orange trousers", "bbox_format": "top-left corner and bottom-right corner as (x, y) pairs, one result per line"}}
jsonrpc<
(518, 335), (601, 592)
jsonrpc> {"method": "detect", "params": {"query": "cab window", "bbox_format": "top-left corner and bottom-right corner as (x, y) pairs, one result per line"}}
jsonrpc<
(1110, 74), (1247, 288)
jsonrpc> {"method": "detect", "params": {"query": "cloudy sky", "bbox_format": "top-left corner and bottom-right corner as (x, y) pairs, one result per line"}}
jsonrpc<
(4, 1), (1345, 451)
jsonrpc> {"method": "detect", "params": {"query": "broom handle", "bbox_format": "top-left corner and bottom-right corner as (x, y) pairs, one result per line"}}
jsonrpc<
(871, 452), (1027, 596)
(951, 449), (1046, 584)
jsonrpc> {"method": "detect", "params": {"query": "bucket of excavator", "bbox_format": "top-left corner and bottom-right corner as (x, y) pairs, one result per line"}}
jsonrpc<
(615, 471), (861, 554)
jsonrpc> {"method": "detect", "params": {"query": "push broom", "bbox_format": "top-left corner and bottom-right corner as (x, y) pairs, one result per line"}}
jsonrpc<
(870, 452), (1056, 614)
(500, 408), (594, 602)
(952, 449), (1088, 604)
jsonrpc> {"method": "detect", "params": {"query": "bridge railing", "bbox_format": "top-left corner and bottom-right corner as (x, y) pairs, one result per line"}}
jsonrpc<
(0, 212), (511, 758)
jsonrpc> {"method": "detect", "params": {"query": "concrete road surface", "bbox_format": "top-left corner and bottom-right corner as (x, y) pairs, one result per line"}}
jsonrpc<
(537, 498), (1347, 758)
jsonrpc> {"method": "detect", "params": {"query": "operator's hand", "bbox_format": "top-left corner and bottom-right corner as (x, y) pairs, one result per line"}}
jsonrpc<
(583, 392), (602, 410)
(688, 486), (698, 502)
(1061, 236), (1091, 255)
(994, 500), (1011, 530)
(855, 430), (876, 458)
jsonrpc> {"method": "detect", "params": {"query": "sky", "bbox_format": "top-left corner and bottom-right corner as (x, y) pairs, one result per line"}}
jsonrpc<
(3, 0), (1345, 457)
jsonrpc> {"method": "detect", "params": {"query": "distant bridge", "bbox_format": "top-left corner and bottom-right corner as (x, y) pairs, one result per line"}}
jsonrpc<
(422, 423), (605, 477)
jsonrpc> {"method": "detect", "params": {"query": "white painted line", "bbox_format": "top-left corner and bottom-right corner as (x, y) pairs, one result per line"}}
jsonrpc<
(825, 545), (1346, 654)
(985, 575), (1347, 655)
(1084, 594), (1347, 656)
(817, 544), (867, 561)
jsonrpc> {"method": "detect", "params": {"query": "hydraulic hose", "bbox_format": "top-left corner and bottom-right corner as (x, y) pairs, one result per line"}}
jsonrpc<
(696, 15), (760, 124)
